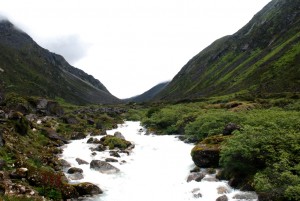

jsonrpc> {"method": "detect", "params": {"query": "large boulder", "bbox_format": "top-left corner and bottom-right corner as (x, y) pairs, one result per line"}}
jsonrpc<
(36, 98), (64, 116)
(73, 182), (103, 196)
(191, 144), (220, 168)
(100, 135), (132, 150)
(90, 160), (120, 174)
(191, 135), (228, 168)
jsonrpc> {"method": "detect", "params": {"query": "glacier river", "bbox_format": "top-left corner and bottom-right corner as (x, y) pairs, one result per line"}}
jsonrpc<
(61, 121), (257, 201)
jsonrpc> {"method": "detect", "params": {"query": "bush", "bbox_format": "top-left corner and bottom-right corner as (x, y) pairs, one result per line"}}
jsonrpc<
(185, 111), (241, 141)
(220, 125), (300, 200)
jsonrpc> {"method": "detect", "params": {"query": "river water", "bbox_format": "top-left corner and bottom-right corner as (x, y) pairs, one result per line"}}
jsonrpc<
(61, 121), (257, 201)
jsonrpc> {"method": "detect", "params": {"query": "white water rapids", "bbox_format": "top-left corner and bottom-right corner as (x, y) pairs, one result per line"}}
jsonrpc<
(61, 121), (258, 201)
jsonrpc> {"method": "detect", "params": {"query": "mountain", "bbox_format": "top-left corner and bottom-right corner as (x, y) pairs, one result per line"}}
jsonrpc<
(126, 81), (169, 103)
(0, 20), (120, 104)
(154, 0), (300, 101)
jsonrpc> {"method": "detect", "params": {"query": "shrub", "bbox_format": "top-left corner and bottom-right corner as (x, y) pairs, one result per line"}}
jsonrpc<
(220, 125), (300, 200)
(185, 111), (241, 141)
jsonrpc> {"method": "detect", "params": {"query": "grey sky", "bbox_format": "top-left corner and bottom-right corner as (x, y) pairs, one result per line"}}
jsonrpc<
(0, 0), (271, 99)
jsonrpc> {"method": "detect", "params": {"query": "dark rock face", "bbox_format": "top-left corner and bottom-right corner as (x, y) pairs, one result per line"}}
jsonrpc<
(223, 123), (240, 135)
(73, 182), (103, 196)
(90, 160), (120, 174)
(191, 144), (220, 168)
(216, 195), (228, 201)
(76, 158), (89, 165)
(67, 167), (83, 174)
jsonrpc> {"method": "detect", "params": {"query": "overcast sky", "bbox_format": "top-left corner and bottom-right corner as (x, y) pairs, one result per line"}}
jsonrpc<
(0, 0), (271, 99)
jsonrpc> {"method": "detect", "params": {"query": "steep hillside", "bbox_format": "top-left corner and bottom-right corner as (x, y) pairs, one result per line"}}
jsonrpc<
(155, 0), (300, 101)
(126, 81), (169, 103)
(0, 20), (120, 104)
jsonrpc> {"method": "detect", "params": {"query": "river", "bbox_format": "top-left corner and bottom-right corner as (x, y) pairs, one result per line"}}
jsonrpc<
(61, 121), (258, 201)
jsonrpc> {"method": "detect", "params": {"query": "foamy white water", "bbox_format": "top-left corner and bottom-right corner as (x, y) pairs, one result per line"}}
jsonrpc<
(61, 121), (257, 201)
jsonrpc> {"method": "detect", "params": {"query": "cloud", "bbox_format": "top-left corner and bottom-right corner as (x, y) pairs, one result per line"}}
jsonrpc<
(0, 14), (8, 21)
(40, 35), (90, 65)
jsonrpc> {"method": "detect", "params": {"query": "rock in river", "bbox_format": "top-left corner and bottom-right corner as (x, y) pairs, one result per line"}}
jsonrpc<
(90, 160), (120, 174)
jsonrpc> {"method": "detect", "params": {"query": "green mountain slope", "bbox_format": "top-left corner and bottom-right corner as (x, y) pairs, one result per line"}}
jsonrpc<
(155, 0), (300, 101)
(0, 20), (120, 104)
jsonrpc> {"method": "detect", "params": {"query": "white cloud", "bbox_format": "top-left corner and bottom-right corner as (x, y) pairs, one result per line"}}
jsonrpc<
(0, 0), (271, 99)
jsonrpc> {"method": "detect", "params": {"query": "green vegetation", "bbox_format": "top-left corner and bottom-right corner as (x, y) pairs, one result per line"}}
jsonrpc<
(127, 95), (300, 200)
(153, 0), (300, 102)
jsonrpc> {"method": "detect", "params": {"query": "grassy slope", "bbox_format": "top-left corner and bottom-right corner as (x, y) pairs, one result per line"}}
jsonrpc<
(0, 21), (120, 105)
(155, 0), (300, 101)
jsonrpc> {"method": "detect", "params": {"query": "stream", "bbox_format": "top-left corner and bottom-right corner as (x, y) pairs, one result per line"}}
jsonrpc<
(61, 121), (258, 201)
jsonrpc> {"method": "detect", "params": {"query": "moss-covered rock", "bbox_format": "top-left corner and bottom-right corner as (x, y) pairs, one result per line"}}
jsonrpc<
(100, 135), (132, 150)
(191, 135), (229, 168)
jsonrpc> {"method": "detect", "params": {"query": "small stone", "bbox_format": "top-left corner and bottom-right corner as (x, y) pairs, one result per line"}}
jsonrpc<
(187, 172), (205, 182)
(105, 158), (118, 163)
(191, 188), (202, 198)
